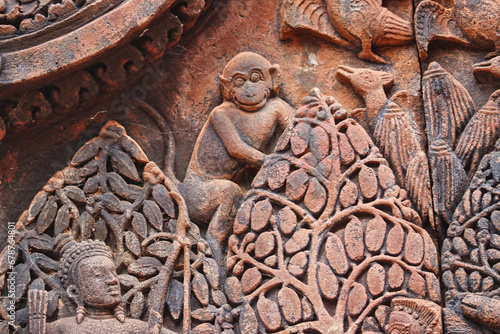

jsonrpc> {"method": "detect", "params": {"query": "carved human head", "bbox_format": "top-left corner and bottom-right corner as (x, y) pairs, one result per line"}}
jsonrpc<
(220, 52), (281, 111)
(58, 236), (121, 310)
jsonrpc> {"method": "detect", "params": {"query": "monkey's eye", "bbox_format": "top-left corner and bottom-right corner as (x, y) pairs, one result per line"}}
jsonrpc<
(250, 72), (261, 82)
(234, 77), (245, 87)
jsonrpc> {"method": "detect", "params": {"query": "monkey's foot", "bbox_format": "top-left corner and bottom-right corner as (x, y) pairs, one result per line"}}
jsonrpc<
(357, 49), (387, 64)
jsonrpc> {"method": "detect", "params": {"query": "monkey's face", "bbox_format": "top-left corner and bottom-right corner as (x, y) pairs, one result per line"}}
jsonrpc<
(229, 68), (271, 111)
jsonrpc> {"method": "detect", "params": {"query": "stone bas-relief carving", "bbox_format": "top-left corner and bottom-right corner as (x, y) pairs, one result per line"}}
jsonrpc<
(441, 140), (500, 333)
(335, 65), (434, 232)
(415, 0), (500, 83)
(0, 52), (447, 334)
(226, 88), (441, 334)
(0, 0), (211, 143)
(180, 52), (294, 268)
(280, 0), (414, 63)
(45, 236), (174, 334)
(1, 0), (500, 329)
(0, 121), (231, 334)
(422, 63), (500, 225)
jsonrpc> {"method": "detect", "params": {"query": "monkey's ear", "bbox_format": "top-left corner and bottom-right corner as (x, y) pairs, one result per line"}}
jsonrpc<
(269, 64), (281, 95)
(219, 75), (232, 100)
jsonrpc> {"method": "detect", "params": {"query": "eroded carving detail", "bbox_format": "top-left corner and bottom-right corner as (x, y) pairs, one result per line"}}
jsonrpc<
(386, 298), (441, 334)
(0, 0), (210, 143)
(0, 0), (124, 37)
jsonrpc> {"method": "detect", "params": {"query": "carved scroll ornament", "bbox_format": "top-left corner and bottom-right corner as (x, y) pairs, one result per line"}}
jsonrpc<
(0, 0), (211, 143)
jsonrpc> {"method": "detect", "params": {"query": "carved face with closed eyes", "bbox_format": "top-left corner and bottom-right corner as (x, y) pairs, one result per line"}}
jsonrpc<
(220, 52), (281, 111)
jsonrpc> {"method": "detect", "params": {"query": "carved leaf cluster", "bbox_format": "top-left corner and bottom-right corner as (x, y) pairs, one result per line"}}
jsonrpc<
(0, 121), (225, 333)
(226, 90), (440, 334)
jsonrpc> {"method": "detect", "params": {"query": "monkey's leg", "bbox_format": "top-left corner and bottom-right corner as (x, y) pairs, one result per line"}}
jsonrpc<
(180, 178), (243, 282)
(204, 180), (243, 273)
(357, 37), (387, 64)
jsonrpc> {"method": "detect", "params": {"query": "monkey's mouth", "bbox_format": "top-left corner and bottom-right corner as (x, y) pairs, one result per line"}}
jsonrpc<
(234, 92), (269, 111)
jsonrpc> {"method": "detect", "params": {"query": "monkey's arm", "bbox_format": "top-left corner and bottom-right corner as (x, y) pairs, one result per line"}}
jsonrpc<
(210, 109), (266, 166)
(275, 98), (295, 129)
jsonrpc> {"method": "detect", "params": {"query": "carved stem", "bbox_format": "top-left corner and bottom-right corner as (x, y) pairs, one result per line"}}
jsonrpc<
(462, 200), (500, 230)
(182, 244), (191, 334)
(147, 240), (183, 334)
(273, 320), (323, 334)
(334, 254), (425, 327)
(345, 291), (408, 334)
(238, 249), (331, 321)
(319, 155), (387, 222)
(247, 190), (316, 224)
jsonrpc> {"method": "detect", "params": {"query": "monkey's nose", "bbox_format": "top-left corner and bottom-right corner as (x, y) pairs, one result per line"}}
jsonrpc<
(245, 90), (257, 98)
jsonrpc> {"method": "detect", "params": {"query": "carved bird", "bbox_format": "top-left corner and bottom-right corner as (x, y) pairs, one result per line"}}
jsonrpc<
(281, 0), (414, 63)
(336, 65), (436, 231)
(455, 90), (500, 173)
(324, 0), (414, 63)
(415, 0), (500, 60)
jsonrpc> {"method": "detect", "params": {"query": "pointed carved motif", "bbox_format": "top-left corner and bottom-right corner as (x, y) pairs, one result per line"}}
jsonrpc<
(226, 88), (441, 334)
(423, 62), (500, 225)
(0, 121), (229, 334)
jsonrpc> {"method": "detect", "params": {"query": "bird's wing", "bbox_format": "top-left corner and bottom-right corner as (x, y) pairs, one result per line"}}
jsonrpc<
(280, 0), (353, 49)
(455, 91), (500, 173)
(422, 62), (476, 148)
(405, 152), (436, 233)
(415, 0), (473, 59)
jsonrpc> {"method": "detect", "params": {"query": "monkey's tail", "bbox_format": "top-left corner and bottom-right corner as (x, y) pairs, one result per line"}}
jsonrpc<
(132, 99), (179, 184)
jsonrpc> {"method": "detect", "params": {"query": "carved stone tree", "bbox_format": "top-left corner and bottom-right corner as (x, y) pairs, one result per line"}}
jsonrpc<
(225, 89), (442, 334)
(441, 139), (500, 333)
(0, 121), (227, 334)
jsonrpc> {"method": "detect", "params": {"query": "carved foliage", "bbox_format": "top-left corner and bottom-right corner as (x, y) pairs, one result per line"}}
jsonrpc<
(336, 65), (435, 232)
(0, 121), (225, 333)
(226, 89), (441, 334)
(423, 62), (500, 224)
(442, 139), (500, 333)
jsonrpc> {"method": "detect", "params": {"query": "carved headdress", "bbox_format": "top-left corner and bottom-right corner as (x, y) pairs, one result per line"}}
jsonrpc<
(55, 234), (113, 288)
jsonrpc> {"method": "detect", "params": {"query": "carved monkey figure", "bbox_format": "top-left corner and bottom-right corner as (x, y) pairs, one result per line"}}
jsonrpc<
(180, 52), (294, 265)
